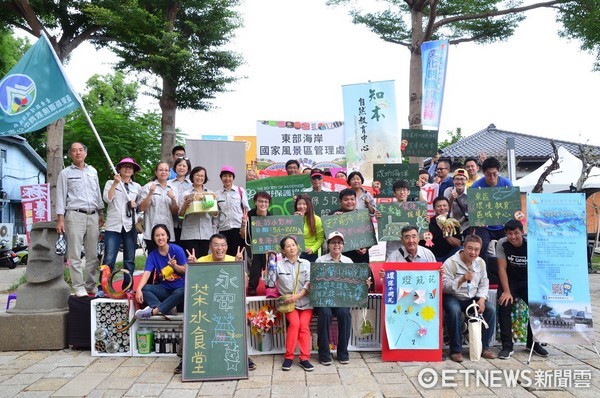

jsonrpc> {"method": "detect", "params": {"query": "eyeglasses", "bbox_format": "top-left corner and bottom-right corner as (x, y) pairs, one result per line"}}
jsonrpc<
(484, 172), (499, 178)
(329, 241), (343, 245)
(178, 156), (190, 160)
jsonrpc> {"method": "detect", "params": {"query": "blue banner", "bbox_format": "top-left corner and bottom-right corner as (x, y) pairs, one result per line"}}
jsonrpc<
(527, 193), (595, 345)
(342, 80), (400, 181)
(421, 40), (449, 128)
(0, 34), (81, 136)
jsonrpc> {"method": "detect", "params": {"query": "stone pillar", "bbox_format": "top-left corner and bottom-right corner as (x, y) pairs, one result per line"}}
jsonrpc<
(0, 222), (71, 350)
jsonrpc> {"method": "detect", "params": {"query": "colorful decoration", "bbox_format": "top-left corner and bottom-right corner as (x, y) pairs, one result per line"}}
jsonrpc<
(435, 214), (461, 237)
(246, 305), (282, 336)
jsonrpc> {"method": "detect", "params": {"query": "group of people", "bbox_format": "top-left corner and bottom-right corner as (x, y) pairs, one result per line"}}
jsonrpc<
(56, 142), (545, 374)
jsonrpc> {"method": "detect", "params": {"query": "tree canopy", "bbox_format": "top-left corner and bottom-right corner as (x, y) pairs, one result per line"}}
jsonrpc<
(0, 29), (29, 76)
(87, 0), (244, 162)
(327, 0), (580, 129)
(557, 0), (600, 70)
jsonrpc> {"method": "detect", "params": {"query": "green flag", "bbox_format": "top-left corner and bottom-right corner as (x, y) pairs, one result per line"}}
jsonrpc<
(0, 34), (81, 136)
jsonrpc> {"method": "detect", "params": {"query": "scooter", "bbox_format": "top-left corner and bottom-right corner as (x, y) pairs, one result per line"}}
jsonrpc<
(0, 242), (18, 269)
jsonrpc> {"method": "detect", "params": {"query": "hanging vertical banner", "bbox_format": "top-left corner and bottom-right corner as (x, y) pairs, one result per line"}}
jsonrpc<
(527, 193), (595, 345)
(20, 183), (51, 245)
(342, 80), (401, 181)
(256, 121), (345, 171)
(421, 40), (449, 129)
(0, 34), (82, 136)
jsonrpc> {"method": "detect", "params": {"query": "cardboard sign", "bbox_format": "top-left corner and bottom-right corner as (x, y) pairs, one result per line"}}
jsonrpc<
(250, 215), (305, 254)
(182, 262), (248, 381)
(322, 209), (377, 252)
(401, 129), (439, 157)
(467, 186), (521, 226)
(309, 262), (370, 308)
(372, 164), (419, 198)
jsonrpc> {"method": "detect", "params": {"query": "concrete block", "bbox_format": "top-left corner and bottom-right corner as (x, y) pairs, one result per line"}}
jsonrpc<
(0, 311), (68, 351)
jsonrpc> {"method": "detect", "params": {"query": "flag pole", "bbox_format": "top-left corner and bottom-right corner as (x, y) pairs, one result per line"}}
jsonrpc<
(40, 32), (118, 177)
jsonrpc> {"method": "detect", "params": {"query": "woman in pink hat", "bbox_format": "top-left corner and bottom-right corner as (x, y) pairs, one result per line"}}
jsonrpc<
(102, 157), (142, 290)
(215, 166), (250, 257)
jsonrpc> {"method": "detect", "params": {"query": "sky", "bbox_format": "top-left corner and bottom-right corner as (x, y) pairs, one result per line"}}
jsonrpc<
(63, 0), (600, 147)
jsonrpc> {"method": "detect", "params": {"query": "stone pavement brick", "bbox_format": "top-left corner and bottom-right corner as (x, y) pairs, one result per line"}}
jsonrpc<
(136, 370), (175, 384)
(0, 384), (28, 398)
(233, 387), (271, 398)
(236, 374), (272, 389)
(3, 372), (44, 385)
(307, 385), (346, 398)
(306, 373), (342, 386)
(52, 372), (108, 396)
(110, 366), (146, 378)
(25, 377), (69, 391)
(96, 376), (135, 390)
(380, 383), (421, 397)
(125, 382), (167, 397)
(158, 388), (199, 398)
(86, 390), (127, 398)
(198, 380), (237, 396)
(45, 366), (85, 378)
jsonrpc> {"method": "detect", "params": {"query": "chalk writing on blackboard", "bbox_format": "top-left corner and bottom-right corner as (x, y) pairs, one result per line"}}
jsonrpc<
(378, 202), (429, 241)
(305, 191), (340, 218)
(401, 129), (439, 158)
(250, 215), (305, 254)
(372, 164), (419, 198)
(467, 187), (521, 226)
(309, 262), (370, 308)
(322, 209), (377, 252)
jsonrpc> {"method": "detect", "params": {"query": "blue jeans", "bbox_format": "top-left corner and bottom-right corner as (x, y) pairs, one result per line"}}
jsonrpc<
(141, 284), (184, 315)
(316, 307), (351, 361)
(443, 295), (496, 354)
(104, 228), (137, 289)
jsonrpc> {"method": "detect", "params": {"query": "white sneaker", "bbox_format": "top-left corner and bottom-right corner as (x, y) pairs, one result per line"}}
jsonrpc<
(135, 306), (154, 319)
(75, 288), (88, 297)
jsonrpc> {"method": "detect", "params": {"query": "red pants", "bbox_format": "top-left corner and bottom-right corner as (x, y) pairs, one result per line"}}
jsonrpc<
(284, 308), (313, 360)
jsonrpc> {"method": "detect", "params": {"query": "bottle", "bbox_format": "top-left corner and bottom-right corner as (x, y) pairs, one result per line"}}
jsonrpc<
(267, 252), (277, 288)
(159, 331), (166, 353)
(154, 330), (161, 354)
(165, 332), (172, 354)
(171, 330), (178, 354)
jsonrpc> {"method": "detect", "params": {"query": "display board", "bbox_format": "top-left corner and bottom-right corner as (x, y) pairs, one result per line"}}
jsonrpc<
(182, 262), (248, 381)
(381, 263), (442, 362)
(322, 209), (377, 252)
(309, 262), (370, 308)
(305, 191), (340, 218)
(246, 174), (310, 215)
(372, 163), (419, 198)
(400, 129), (439, 157)
(467, 186), (521, 226)
(250, 215), (305, 254)
(377, 202), (429, 241)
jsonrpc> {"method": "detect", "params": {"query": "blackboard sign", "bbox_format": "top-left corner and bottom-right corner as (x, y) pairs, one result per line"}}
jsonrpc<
(250, 215), (305, 254)
(305, 191), (340, 218)
(401, 129), (439, 157)
(467, 186), (521, 226)
(246, 175), (310, 215)
(377, 202), (429, 241)
(182, 262), (248, 381)
(309, 262), (370, 308)
(372, 164), (419, 198)
(322, 209), (377, 252)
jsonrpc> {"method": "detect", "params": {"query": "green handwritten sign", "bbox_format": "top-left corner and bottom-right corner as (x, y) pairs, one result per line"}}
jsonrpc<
(401, 129), (439, 157)
(322, 209), (377, 252)
(377, 202), (429, 241)
(309, 262), (370, 308)
(182, 262), (248, 381)
(246, 175), (310, 215)
(250, 215), (305, 254)
(305, 191), (340, 218)
(467, 187), (521, 226)
(372, 163), (419, 198)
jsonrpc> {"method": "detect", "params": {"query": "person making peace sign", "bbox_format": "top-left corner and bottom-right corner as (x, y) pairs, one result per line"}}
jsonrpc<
(135, 224), (187, 319)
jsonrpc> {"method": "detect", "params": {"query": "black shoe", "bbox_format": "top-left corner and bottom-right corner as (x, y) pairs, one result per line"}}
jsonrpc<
(281, 358), (293, 371)
(498, 347), (514, 360)
(174, 359), (182, 374)
(299, 360), (314, 372)
(338, 358), (349, 365)
(319, 357), (332, 366)
(526, 343), (549, 358)
(248, 358), (256, 371)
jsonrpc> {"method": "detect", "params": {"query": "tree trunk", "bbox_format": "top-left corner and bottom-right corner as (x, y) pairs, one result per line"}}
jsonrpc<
(160, 79), (177, 164)
(46, 119), (64, 219)
(408, 7), (424, 165)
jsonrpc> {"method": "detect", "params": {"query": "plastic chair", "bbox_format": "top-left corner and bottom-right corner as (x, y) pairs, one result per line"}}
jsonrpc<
(6, 293), (16, 310)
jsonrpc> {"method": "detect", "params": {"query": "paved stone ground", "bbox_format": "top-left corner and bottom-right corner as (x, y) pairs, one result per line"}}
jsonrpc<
(1, 269), (600, 397)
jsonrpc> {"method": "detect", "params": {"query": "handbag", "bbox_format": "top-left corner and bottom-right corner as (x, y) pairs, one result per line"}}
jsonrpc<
(465, 300), (489, 361)
(277, 263), (300, 314)
(265, 286), (280, 299)
(351, 308), (375, 338)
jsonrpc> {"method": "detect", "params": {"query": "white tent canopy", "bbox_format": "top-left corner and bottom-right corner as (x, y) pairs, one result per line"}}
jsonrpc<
(514, 146), (582, 193)
(583, 167), (600, 191)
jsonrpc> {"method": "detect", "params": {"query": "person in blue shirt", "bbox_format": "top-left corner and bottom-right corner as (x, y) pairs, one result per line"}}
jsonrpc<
(436, 159), (454, 198)
(471, 157), (513, 262)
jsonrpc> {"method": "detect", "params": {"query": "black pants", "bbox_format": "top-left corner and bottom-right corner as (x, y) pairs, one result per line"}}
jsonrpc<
(248, 251), (267, 293)
(498, 280), (533, 349)
(180, 239), (210, 260)
(220, 228), (244, 257)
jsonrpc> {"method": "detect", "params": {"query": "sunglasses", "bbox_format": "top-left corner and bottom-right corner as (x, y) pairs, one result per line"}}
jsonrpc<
(311, 175), (322, 180)
(177, 156), (190, 160)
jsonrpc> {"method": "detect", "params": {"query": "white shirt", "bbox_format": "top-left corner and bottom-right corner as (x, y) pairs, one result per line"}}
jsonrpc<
(140, 181), (175, 241)
(56, 164), (103, 215)
(387, 244), (436, 263)
(103, 180), (141, 233)
(215, 184), (250, 231)
(180, 187), (217, 240)
(315, 253), (353, 263)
